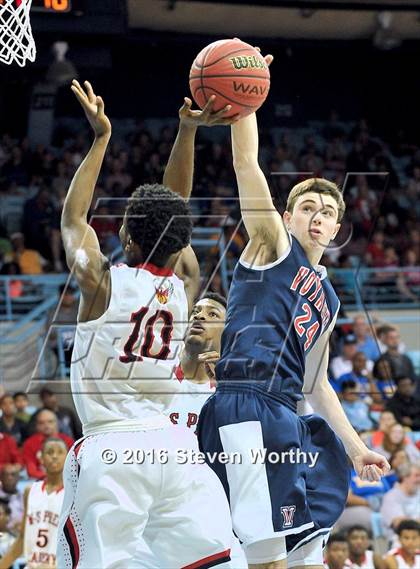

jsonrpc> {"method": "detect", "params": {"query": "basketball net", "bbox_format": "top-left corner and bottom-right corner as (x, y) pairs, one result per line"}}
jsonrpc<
(0, 0), (36, 67)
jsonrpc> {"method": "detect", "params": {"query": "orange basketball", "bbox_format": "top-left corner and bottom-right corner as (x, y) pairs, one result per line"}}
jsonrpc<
(189, 38), (270, 119)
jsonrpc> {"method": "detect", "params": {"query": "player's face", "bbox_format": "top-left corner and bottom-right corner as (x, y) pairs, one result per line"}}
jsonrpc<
(41, 441), (67, 475)
(185, 299), (226, 354)
(399, 530), (420, 555)
(348, 530), (369, 555)
(284, 192), (341, 253)
(326, 542), (349, 567)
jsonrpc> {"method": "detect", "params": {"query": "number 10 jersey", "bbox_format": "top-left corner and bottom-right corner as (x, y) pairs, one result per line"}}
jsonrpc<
(70, 262), (188, 436)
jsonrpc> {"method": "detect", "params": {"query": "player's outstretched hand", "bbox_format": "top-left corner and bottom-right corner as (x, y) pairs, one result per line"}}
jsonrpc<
(353, 450), (391, 482)
(179, 96), (240, 128)
(71, 79), (111, 139)
(197, 350), (220, 380)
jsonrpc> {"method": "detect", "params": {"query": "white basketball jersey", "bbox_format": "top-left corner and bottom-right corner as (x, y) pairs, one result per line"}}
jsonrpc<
(168, 380), (214, 432)
(388, 549), (420, 569)
(24, 481), (64, 567)
(71, 263), (188, 435)
(348, 550), (374, 569)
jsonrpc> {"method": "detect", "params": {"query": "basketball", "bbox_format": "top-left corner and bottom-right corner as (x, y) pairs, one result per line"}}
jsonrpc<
(189, 38), (270, 119)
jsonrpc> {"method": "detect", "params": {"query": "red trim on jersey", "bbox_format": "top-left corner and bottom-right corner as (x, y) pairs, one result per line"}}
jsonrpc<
(182, 548), (231, 569)
(135, 262), (174, 276)
(73, 439), (85, 459)
(64, 516), (80, 569)
(175, 365), (184, 382)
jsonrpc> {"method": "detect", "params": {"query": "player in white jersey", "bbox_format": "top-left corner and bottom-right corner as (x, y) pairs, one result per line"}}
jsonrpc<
(385, 521), (420, 569)
(347, 526), (385, 569)
(136, 293), (247, 569)
(57, 80), (235, 569)
(0, 438), (66, 569)
(324, 534), (352, 569)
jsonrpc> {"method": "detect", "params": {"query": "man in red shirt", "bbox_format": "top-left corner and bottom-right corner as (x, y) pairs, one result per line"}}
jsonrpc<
(22, 409), (73, 479)
(0, 433), (22, 470)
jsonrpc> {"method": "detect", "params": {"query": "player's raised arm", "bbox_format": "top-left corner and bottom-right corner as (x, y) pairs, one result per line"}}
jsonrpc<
(61, 80), (111, 300)
(231, 112), (289, 256)
(163, 96), (236, 199)
(304, 330), (390, 482)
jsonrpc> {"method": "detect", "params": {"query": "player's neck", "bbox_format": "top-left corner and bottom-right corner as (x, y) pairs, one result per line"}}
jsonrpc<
(350, 552), (365, 564)
(303, 246), (324, 267)
(45, 474), (63, 492)
(181, 353), (210, 384)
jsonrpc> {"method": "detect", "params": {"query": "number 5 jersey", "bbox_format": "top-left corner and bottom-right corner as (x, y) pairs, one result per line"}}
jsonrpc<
(70, 262), (188, 436)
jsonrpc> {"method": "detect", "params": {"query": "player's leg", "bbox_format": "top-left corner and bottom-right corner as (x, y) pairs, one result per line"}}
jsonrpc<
(144, 427), (234, 568)
(198, 391), (313, 568)
(287, 535), (325, 569)
(58, 432), (157, 569)
(286, 415), (349, 569)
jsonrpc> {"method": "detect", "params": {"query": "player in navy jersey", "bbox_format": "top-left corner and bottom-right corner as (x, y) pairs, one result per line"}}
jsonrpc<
(197, 111), (390, 569)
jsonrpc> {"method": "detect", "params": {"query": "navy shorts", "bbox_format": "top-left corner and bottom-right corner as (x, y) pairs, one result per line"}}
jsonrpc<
(197, 386), (350, 553)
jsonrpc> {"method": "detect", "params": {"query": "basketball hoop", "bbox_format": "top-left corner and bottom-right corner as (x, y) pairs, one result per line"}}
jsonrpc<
(0, 0), (36, 67)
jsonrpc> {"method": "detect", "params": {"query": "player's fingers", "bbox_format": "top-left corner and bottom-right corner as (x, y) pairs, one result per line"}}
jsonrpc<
(204, 362), (216, 379)
(96, 96), (105, 114)
(265, 54), (274, 66)
(202, 95), (216, 116)
(179, 97), (192, 114)
(84, 80), (96, 103)
(71, 85), (89, 107)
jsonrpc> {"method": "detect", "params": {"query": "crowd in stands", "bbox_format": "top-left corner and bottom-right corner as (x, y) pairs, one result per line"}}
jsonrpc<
(0, 114), (418, 562)
(0, 112), (419, 302)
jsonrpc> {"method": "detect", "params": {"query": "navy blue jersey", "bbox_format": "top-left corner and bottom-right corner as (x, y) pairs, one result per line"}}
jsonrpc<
(216, 235), (340, 402)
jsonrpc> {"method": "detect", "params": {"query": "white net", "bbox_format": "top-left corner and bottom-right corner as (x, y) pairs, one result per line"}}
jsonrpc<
(0, 0), (36, 67)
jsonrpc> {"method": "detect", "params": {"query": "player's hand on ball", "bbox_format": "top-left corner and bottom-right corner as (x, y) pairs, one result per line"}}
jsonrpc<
(71, 79), (112, 139)
(198, 350), (220, 380)
(353, 450), (390, 482)
(179, 96), (239, 128)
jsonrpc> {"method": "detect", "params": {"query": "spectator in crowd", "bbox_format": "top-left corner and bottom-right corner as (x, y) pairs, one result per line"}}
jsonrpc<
(363, 410), (397, 448)
(331, 335), (359, 381)
(384, 520), (420, 569)
(49, 285), (78, 372)
(22, 188), (63, 272)
(0, 435), (22, 472)
(22, 410), (73, 479)
(12, 393), (34, 424)
(386, 377), (420, 431)
(376, 325), (406, 356)
(7, 232), (44, 275)
(336, 462), (391, 532)
(0, 464), (24, 535)
(0, 262), (23, 298)
(0, 395), (27, 446)
(38, 388), (81, 440)
(324, 534), (351, 569)
(340, 380), (374, 433)
(384, 449), (411, 489)
(346, 526), (385, 569)
(0, 502), (15, 560)
(397, 249), (420, 303)
(352, 315), (381, 362)
(371, 423), (420, 463)
(380, 463), (420, 545)
(375, 328), (417, 381)
(336, 352), (375, 397)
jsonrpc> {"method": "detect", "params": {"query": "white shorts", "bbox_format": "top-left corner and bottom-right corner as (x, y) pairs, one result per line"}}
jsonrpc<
(57, 428), (233, 568)
(287, 534), (325, 568)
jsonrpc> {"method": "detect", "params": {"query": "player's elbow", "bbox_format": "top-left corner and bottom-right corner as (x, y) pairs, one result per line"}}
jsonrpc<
(232, 154), (259, 174)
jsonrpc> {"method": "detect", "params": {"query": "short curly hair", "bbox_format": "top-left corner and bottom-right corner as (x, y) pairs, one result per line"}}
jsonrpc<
(125, 184), (193, 266)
